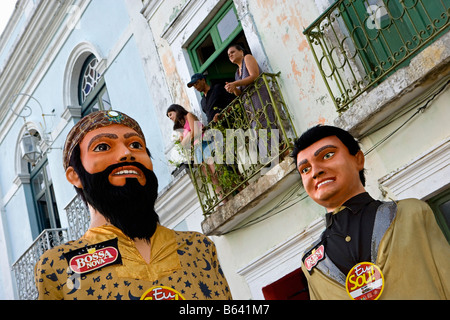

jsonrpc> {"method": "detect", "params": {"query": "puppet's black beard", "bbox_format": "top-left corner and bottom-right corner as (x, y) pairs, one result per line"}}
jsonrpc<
(77, 162), (159, 241)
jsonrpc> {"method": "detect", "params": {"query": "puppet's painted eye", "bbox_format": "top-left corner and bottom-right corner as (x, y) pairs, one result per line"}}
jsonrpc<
(130, 142), (143, 149)
(93, 143), (110, 152)
(323, 152), (335, 160)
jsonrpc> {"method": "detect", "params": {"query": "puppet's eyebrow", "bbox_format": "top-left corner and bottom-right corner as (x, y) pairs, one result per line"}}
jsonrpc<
(124, 132), (142, 139)
(314, 145), (337, 157)
(87, 133), (118, 150)
(297, 158), (308, 168)
(297, 145), (337, 168)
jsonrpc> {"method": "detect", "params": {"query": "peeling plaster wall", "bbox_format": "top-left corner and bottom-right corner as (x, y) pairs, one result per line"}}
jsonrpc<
(146, 0), (191, 111)
(144, 0), (217, 171)
(211, 183), (325, 299)
(361, 87), (450, 200)
(244, 0), (337, 132)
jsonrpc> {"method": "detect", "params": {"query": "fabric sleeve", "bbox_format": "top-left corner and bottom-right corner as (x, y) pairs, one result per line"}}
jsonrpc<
(206, 236), (233, 300)
(34, 249), (65, 300)
(378, 199), (450, 299)
(418, 200), (450, 297)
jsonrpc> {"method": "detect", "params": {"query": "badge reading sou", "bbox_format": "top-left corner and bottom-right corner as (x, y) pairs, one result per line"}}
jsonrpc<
(345, 262), (384, 300)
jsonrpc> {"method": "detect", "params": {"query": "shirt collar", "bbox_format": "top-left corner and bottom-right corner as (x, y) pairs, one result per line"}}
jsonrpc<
(341, 192), (375, 215)
(325, 192), (375, 227)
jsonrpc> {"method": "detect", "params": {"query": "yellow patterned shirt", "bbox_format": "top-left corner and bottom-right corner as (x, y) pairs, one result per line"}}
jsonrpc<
(34, 224), (231, 300)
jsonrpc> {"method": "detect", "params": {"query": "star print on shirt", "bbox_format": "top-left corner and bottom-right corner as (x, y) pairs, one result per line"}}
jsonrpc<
(86, 287), (95, 296)
(199, 281), (212, 299)
(35, 226), (232, 300)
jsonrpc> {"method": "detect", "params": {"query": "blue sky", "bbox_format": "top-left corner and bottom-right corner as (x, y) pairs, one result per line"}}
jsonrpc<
(0, 0), (17, 38)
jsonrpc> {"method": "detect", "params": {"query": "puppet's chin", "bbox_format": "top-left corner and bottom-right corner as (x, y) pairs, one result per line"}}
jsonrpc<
(78, 161), (159, 241)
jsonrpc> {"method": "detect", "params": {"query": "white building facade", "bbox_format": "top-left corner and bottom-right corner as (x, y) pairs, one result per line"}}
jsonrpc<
(0, 0), (449, 300)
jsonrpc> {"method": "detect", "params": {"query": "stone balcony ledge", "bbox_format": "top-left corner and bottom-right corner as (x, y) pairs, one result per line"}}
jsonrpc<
(201, 157), (299, 236)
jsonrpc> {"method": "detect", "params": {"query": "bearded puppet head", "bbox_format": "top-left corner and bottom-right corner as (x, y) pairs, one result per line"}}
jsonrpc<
(63, 110), (159, 241)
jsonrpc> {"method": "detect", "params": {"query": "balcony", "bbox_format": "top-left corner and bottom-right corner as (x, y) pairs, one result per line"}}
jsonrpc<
(11, 228), (69, 300)
(303, 0), (450, 113)
(11, 194), (89, 300)
(183, 72), (297, 223)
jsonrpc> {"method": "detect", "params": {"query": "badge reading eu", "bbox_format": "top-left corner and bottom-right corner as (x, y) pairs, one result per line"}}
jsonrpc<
(140, 286), (185, 300)
(345, 262), (384, 300)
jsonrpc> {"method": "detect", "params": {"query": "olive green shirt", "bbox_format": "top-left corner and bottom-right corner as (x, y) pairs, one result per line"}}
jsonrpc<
(302, 199), (450, 299)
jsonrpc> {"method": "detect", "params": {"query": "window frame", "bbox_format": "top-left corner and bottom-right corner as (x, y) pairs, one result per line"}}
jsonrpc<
(78, 54), (111, 117)
(29, 159), (60, 233)
(78, 54), (101, 105)
(187, 2), (242, 74)
(81, 83), (111, 117)
(303, 0), (450, 112)
(340, 0), (450, 82)
(427, 188), (450, 243)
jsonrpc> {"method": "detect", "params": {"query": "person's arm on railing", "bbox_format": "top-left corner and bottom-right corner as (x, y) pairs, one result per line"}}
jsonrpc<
(225, 55), (260, 96)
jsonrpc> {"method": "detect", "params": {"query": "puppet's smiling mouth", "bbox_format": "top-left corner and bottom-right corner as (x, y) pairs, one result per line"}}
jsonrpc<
(114, 169), (139, 176)
(110, 166), (143, 178)
(316, 179), (335, 189)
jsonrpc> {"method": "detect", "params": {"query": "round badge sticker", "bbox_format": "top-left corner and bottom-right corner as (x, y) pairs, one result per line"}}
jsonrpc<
(140, 286), (186, 300)
(345, 262), (384, 300)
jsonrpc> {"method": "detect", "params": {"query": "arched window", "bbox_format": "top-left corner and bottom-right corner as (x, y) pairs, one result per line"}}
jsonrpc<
(78, 54), (111, 116)
(79, 54), (101, 104)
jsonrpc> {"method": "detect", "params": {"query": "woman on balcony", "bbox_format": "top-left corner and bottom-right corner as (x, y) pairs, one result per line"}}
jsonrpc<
(225, 44), (277, 160)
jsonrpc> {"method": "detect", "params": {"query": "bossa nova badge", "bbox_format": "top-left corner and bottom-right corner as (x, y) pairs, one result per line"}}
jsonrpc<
(64, 238), (122, 275)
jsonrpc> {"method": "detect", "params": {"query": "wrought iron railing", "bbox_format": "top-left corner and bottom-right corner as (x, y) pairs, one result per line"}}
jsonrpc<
(304, 0), (450, 113)
(11, 195), (89, 300)
(11, 228), (69, 300)
(184, 72), (297, 215)
(65, 193), (90, 240)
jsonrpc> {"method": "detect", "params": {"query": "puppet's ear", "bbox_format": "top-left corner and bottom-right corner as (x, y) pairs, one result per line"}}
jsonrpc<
(355, 150), (365, 171)
(66, 166), (83, 189)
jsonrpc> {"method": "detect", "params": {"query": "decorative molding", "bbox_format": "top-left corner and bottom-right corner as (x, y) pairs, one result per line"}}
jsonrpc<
(0, 0), (66, 123)
(155, 169), (201, 229)
(140, 0), (164, 21)
(4, 173), (31, 206)
(0, 0), (90, 144)
(236, 216), (325, 300)
(61, 106), (82, 122)
(159, 0), (207, 45)
(379, 138), (450, 200)
(14, 174), (30, 186)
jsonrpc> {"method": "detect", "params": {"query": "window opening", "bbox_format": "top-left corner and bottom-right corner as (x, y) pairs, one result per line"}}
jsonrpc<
(30, 159), (61, 233)
(262, 268), (310, 300)
(79, 54), (101, 104)
(188, 2), (250, 85)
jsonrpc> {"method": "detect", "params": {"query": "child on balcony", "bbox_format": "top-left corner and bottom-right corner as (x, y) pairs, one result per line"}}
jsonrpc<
(166, 104), (224, 200)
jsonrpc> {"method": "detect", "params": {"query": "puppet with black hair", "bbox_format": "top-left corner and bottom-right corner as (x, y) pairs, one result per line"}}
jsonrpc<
(291, 125), (450, 300)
